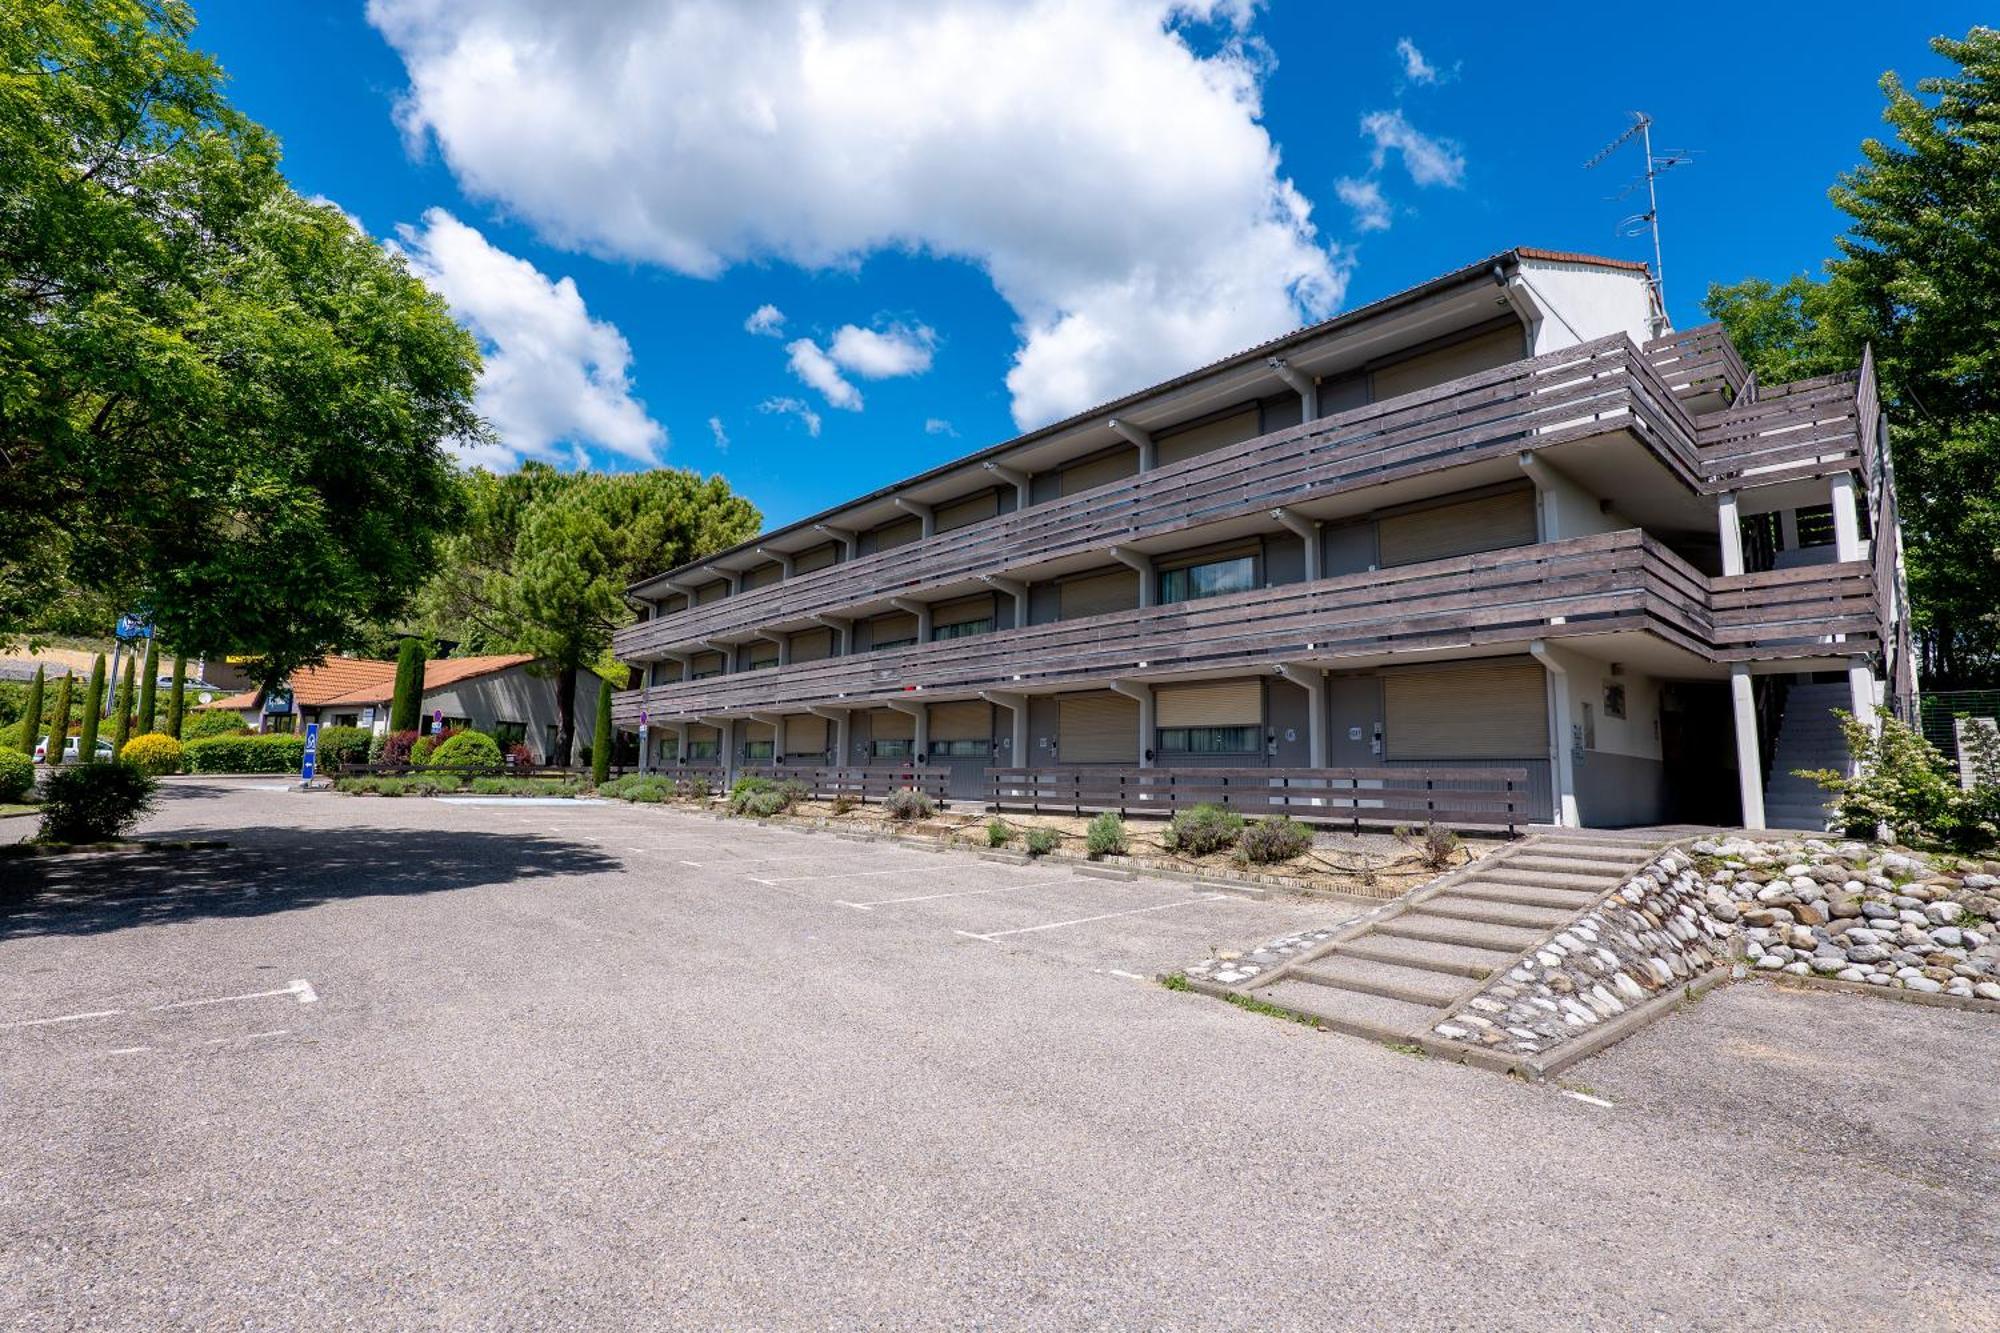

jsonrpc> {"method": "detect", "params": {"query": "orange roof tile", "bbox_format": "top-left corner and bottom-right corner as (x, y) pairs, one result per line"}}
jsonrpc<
(315, 653), (537, 706)
(209, 653), (541, 712)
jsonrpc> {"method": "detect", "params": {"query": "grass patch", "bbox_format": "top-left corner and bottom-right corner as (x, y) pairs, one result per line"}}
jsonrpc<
(0, 802), (37, 819)
(1160, 972), (1191, 991)
(1224, 992), (1323, 1028)
(1382, 1041), (1428, 1058)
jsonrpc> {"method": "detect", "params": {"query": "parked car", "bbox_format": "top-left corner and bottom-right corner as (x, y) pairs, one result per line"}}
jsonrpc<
(32, 736), (115, 764)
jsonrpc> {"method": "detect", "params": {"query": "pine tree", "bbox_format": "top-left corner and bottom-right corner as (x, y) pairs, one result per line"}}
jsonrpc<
(46, 673), (74, 766)
(590, 678), (613, 784)
(112, 656), (136, 756)
(137, 640), (159, 734)
(167, 655), (187, 738)
(16, 666), (43, 755)
(78, 654), (105, 761)
(389, 637), (427, 734)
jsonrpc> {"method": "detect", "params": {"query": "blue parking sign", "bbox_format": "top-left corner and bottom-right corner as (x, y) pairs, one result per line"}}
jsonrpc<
(301, 722), (319, 782)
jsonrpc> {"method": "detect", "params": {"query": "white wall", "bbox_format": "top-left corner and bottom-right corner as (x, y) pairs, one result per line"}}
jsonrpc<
(1515, 260), (1656, 353)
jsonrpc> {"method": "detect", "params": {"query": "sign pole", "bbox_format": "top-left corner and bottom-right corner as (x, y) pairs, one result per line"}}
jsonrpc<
(300, 721), (320, 789)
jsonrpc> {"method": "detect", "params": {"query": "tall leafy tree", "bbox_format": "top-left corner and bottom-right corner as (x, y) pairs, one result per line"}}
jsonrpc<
(1704, 27), (2000, 686)
(388, 637), (427, 735)
(45, 672), (73, 766)
(166, 654), (187, 738)
(16, 666), (44, 755)
(77, 654), (105, 759)
(137, 640), (159, 734)
(590, 679), (612, 785)
(1, 1), (484, 681)
(112, 655), (136, 755)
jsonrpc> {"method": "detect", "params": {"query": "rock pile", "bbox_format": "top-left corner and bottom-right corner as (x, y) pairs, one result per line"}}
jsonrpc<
(1698, 836), (2000, 1001)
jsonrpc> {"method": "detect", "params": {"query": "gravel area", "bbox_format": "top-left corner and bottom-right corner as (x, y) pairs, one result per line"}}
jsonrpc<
(1, 780), (1994, 1330)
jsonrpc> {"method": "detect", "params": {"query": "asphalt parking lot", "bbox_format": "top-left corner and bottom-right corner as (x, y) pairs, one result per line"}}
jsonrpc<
(2, 779), (1995, 1330)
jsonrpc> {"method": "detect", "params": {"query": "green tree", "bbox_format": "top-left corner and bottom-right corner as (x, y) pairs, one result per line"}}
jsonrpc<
(137, 640), (159, 734)
(388, 637), (427, 735)
(1704, 27), (2000, 686)
(78, 654), (106, 760)
(45, 672), (73, 766)
(590, 679), (612, 784)
(166, 654), (187, 738)
(1, 1), (484, 682)
(112, 655), (136, 755)
(16, 666), (45, 754)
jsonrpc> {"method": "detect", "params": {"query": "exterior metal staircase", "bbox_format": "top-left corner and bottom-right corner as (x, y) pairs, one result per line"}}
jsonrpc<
(1762, 682), (1852, 832)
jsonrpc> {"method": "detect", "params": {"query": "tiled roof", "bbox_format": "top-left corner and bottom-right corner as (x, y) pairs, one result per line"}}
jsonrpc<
(316, 654), (537, 706)
(207, 653), (537, 712)
(1514, 246), (1651, 274)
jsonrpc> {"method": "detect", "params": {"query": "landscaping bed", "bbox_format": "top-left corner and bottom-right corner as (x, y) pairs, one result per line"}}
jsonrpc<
(334, 774), (589, 798)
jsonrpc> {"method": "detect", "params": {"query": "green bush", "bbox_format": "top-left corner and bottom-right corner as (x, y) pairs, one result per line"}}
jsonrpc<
(830, 793), (857, 815)
(0, 746), (32, 803)
(986, 817), (1011, 848)
(466, 776), (582, 797)
(1085, 811), (1127, 857)
(776, 778), (810, 808)
(883, 787), (936, 822)
(37, 761), (156, 843)
(120, 732), (185, 777)
(409, 726), (464, 766)
(599, 774), (675, 803)
(430, 730), (501, 769)
(1802, 711), (2000, 850)
(184, 733), (307, 773)
(183, 709), (251, 740)
(1237, 815), (1312, 864)
(315, 725), (373, 768)
(740, 789), (788, 817)
(1025, 827), (1060, 856)
(684, 775), (713, 800)
(1163, 803), (1243, 856)
(728, 775), (776, 812)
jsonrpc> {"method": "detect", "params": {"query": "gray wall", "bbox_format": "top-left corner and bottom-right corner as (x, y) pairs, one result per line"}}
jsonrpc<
(1574, 751), (1668, 828)
(421, 666), (602, 764)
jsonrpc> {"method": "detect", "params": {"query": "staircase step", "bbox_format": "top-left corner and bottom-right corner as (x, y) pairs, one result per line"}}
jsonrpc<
(1502, 854), (1646, 877)
(1291, 956), (1469, 1007)
(1248, 979), (1445, 1041)
(1320, 935), (1515, 980)
(1424, 894), (1577, 930)
(1378, 914), (1545, 953)
(1527, 837), (1661, 855)
(1453, 881), (1603, 910)
(1477, 867), (1616, 891)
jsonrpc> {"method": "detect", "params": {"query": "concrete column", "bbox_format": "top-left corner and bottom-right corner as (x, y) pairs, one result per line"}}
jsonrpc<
(1848, 661), (1878, 736)
(981, 691), (1029, 766)
(1111, 680), (1155, 767)
(1109, 419), (1155, 471)
(894, 497), (936, 537)
(1271, 509), (1321, 582)
(1830, 472), (1863, 561)
(1530, 642), (1579, 828)
(1778, 507), (1800, 555)
(1275, 664), (1326, 768)
(720, 718), (738, 786)
(776, 636), (791, 667)
(1730, 664), (1766, 830)
(913, 707), (929, 762)
(1716, 490), (1745, 576)
(890, 598), (931, 642)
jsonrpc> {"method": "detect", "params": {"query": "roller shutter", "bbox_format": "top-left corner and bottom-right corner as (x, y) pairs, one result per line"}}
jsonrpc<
(685, 723), (719, 754)
(870, 708), (915, 741)
(867, 612), (917, 648)
(1059, 569), (1138, 619)
(932, 595), (994, 631)
(1155, 407), (1258, 468)
(1370, 324), (1524, 403)
(1058, 692), (1138, 763)
(689, 651), (725, 678)
(1156, 679), (1261, 727)
(929, 700), (991, 741)
(870, 517), (922, 552)
(789, 628), (834, 663)
(784, 715), (828, 754)
(1384, 659), (1547, 760)
(661, 593), (689, 614)
(694, 580), (729, 605)
(744, 720), (775, 744)
(935, 490), (999, 533)
(743, 563), (783, 589)
(794, 544), (838, 574)
(1377, 488), (1538, 567)
(1061, 449), (1138, 496)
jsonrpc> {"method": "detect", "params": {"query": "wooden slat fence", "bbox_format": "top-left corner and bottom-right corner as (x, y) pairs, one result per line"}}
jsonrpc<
(1694, 373), (1865, 488)
(1642, 322), (1750, 404)
(1708, 561), (1881, 661)
(987, 767), (1528, 833)
(740, 765), (951, 804)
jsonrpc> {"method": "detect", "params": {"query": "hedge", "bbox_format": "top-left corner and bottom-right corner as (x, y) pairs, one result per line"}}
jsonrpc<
(120, 732), (185, 777)
(183, 709), (253, 741)
(184, 733), (307, 773)
(314, 725), (373, 768)
(431, 730), (501, 768)
(0, 747), (32, 803)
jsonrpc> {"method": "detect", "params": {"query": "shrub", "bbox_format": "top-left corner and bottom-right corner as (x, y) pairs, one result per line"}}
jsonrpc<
(1803, 710), (1999, 850)
(37, 761), (157, 843)
(599, 774), (674, 803)
(728, 775), (776, 813)
(467, 776), (582, 797)
(0, 747), (32, 802)
(183, 709), (251, 741)
(986, 817), (1011, 848)
(314, 725), (373, 768)
(377, 729), (419, 766)
(830, 793), (857, 815)
(1237, 815), (1312, 865)
(1025, 827), (1060, 856)
(1163, 803), (1243, 856)
(410, 725), (465, 767)
(1085, 811), (1127, 857)
(183, 733), (307, 773)
(776, 778), (810, 809)
(120, 732), (185, 777)
(684, 775), (712, 800)
(504, 742), (534, 769)
(883, 787), (936, 822)
(740, 789), (788, 817)
(1401, 821), (1462, 870)
(430, 730), (501, 769)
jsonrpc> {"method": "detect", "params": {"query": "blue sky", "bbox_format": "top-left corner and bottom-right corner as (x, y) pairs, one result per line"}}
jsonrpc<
(192, 1), (1983, 531)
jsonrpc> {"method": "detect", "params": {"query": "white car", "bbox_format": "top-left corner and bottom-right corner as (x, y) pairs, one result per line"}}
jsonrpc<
(32, 736), (116, 764)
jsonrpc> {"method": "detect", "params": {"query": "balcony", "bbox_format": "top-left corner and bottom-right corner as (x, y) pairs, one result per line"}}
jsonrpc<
(612, 531), (1880, 725)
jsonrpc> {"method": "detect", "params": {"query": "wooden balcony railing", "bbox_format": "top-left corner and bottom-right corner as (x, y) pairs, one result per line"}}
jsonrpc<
(616, 333), (1700, 661)
(1642, 323), (1750, 405)
(1694, 372), (1869, 488)
(987, 766), (1529, 832)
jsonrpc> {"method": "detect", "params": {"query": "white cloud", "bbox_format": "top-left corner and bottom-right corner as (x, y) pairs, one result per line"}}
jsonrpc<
(307, 194), (367, 234)
(1334, 176), (1392, 232)
(829, 322), (936, 379)
(759, 396), (822, 437)
(785, 337), (863, 410)
(707, 415), (729, 451)
(368, 0), (1345, 430)
(744, 303), (787, 337)
(1395, 37), (1450, 86)
(924, 418), (957, 436)
(389, 208), (666, 469)
(1360, 108), (1465, 188)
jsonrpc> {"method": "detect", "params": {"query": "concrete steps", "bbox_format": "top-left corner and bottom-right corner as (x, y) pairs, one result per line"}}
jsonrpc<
(1473, 866), (1620, 891)
(1249, 979), (1446, 1041)
(1451, 881), (1602, 911)
(1321, 935), (1516, 981)
(1291, 955), (1468, 1007)
(1502, 853), (1647, 877)
(1765, 684), (1851, 831)
(1376, 913), (1547, 953)
(1421, 893), (1576, 930)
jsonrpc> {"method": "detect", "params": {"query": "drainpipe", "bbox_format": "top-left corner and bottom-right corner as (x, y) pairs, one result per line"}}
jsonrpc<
(1109, 546), (1156, 607)
(1270, 507), (1322, 582)
(1274, 663), (1327, 768)
(981, 574), (1029, 627)
(1109, 679), (1155, 768)
(1529, 641), (1580, 828)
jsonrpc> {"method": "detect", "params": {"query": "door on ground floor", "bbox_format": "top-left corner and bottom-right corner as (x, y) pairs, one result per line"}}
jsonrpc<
(1660, 681), (1740, 825)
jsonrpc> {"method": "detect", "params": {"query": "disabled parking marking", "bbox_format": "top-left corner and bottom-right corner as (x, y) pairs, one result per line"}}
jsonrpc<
(954, 894), (1228, 941)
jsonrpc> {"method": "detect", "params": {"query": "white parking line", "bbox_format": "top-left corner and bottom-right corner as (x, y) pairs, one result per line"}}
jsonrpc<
(0, 1008), (125, 1031)
(835, 878), (1069, 910)
(1561, 1090), (1616, 1109)
(955, 894), (1227, 941)
(151, 978), (318, 1012)
(208, 1028), (290, 1045)
(749, 868), (910, 885)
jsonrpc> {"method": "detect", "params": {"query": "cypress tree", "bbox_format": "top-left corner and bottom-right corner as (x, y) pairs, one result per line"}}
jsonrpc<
(137, 640), (159, 734)
(112, 656), (136, 756)
(590, 679), (612, 784)
(46, 673), (74, 766)
(167, 654), (187, 738)
(389, 637), (427, 734)
(78, 654), (105, 761)
(17, 666), (44, 755)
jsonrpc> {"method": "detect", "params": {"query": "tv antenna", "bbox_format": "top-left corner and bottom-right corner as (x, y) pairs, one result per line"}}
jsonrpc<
(1585, 112), (1694, 334)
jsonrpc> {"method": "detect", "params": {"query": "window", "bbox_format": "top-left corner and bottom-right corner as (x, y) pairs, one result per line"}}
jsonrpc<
(1156, 725), (1259, 755)
(1158, 554), (1256, 605)
(546, 724), (560, 755)
(690, 667), (724, 680)
(265, 714), (297, 734)
(871, 739), (914, 758)
(931, 617), (992, 641)
(1602, 684), (1626, 720)
(332, 714), (359, 728)
(871, 637), (917, 652)
(748, 652), (779, 670)
(686, 740), (719, 759)
(928, 738), (990, 758)
(494, 720), (527, 748)
(744, 740), (774, 760)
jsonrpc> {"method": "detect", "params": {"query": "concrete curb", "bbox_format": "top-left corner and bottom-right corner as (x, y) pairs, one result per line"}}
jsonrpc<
(1074, 864), (1136, 882)
(1761, 970), (2000, 1014)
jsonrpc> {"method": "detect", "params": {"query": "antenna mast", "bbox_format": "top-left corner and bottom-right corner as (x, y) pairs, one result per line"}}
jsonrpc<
(1585, 112), (1694, 336)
